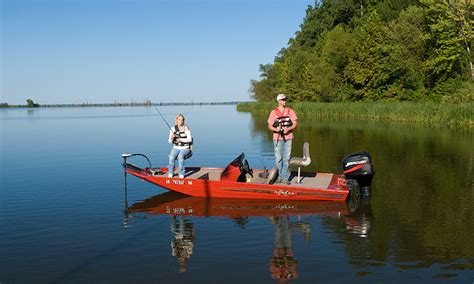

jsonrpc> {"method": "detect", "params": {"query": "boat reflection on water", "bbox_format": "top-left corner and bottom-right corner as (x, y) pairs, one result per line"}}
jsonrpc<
(124, 180), (372, 280)
(126, 191), (350, 218)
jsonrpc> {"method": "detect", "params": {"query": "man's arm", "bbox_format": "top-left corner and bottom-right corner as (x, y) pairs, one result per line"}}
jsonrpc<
(283, 120), (297, 134)
(267, 111), (280, 132)
(268, 122), (280, 132)
(283, 109), (298, 134)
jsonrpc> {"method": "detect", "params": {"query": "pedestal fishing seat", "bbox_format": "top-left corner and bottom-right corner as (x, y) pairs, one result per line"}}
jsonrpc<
(267, 142), (311, 184)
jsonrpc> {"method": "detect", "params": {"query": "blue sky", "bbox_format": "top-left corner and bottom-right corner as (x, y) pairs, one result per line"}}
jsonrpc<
(1, 0), (315, 105)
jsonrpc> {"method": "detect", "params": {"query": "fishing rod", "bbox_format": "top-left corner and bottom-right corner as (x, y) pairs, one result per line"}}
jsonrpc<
(152, 103), (182, 145)
(152, 104), (173, 130)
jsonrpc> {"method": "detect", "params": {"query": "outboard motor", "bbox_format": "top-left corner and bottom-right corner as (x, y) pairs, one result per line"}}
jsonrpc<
(342, 152), (374, 197)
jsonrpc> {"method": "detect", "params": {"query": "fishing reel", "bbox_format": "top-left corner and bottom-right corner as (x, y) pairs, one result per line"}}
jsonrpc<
(172, 132), (181, 144)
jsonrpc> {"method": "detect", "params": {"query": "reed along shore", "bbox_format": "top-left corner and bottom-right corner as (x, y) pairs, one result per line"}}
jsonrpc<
(237, 101), (473, 127)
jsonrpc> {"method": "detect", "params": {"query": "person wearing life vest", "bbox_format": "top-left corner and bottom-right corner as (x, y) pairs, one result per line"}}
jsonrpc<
(168, 113), (193, 178)
(267, 94), (298, 185)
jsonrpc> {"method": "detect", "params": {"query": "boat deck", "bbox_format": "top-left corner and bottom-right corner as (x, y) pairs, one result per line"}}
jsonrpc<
(152, 167), (334, 189)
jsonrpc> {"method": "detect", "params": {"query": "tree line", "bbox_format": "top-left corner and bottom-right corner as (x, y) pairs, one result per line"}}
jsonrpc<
(251, 0), (472, 103)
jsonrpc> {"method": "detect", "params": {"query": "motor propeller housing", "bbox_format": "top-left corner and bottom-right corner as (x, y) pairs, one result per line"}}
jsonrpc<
(342, 151), (374, 196)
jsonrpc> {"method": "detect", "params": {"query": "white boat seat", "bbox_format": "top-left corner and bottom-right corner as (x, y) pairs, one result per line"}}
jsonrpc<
(289, 142), (311, 167)
(266, 142), (311, 184)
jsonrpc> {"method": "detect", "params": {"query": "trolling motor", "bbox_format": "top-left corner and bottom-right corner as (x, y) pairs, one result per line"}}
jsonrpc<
(342, 152), (375, 197)
(122, 153), (152, 168)
(121, 153), (165, 176)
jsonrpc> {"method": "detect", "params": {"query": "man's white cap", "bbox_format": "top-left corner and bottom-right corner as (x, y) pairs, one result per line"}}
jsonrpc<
(276, 93), (287, 101)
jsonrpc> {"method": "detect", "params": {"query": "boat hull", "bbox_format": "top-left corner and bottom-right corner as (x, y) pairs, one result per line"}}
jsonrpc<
(126, 166), (350, 202)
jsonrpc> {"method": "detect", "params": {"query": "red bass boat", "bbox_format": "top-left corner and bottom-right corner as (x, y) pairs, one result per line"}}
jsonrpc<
(122, 144), (374, 202)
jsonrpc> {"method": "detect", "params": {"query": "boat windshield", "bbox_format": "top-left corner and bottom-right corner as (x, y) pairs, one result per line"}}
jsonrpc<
(221, 153), (252, 182)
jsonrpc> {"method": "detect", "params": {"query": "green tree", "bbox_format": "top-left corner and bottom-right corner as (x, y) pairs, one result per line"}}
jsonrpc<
(250, 61), (286, 101)
(318, 25), (354, 101)
(277, 45), (308, 100)
(422, 0), (471, 88)
(384, 5), (428, 100)
(26, 99), (39, 107)
(375, 0), (420, 21)
(344, 11), (391, 100)
(445, 0), (473, 81)
(250, 0), (473, 102)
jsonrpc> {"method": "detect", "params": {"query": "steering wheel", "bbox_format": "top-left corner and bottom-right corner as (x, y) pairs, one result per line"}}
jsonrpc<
(241, 159), (253, 178)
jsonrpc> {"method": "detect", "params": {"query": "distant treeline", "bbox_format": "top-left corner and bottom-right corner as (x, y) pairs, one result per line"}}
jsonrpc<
(0, 101), (250, 108)
(251, 0), (473, 103)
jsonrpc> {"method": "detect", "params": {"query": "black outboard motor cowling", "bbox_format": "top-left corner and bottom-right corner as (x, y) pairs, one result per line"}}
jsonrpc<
(342, 152), (374, 196)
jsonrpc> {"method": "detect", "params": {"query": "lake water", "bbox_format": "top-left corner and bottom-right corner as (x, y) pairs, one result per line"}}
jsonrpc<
(1, 105), (473, 283)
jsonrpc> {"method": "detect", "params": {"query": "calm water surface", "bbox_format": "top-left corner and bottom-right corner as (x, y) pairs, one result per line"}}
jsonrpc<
(1, 106), (473, 283)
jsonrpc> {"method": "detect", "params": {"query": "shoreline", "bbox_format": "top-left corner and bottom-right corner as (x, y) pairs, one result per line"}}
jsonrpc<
(0, 101), (252, 108)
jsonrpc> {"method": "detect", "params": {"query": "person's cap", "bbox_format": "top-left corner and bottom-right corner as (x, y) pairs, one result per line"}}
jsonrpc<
(276, 94), (287, 101)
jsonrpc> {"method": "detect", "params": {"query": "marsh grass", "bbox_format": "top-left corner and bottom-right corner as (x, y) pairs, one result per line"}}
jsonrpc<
(237, 101), (473, 127)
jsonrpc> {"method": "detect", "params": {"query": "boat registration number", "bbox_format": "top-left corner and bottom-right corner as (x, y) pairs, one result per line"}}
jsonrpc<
(166, 179), (193, 185)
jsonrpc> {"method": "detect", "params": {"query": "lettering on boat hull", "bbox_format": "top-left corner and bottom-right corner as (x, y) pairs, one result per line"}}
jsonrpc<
(165, 179), (193, 185)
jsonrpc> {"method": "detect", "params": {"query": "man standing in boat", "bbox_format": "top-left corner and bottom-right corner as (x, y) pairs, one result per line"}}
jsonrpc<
(267, 94), (298, 185)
